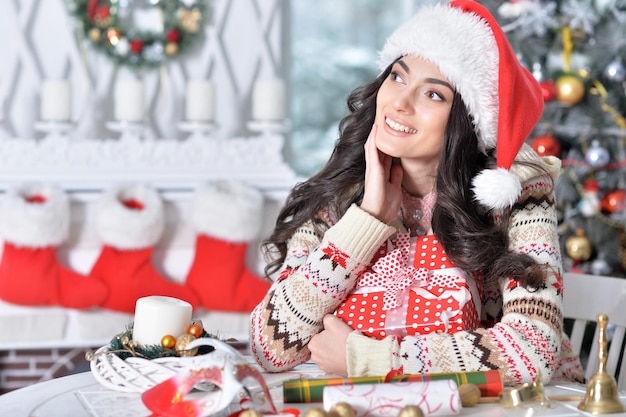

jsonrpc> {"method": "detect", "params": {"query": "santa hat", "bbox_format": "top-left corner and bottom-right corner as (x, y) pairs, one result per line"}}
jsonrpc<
(378, 0), (544, 209)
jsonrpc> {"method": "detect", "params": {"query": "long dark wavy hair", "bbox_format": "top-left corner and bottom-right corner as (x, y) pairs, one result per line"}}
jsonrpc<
(263, 63), (546, 288)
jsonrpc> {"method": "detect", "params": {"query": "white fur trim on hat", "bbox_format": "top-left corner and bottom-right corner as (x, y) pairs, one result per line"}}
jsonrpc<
(472, 167), (522, 209)
(189, 181), (264, 242)
(95, 185), (164, 250)
(378, 2), (499, 152)
(0, 184), (69, 247)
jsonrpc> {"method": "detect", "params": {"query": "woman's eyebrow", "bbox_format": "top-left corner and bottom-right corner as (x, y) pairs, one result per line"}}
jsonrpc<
(398, 59), (410, 73)
(425, 78), (455, 93)
(397, 59), (455, 93)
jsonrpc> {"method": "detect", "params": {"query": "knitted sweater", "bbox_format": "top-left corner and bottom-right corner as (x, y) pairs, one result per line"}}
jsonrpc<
(250, 147), (584, 385)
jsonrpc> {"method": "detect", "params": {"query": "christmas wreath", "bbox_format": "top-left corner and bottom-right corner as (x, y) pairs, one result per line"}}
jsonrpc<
(68, 0), (209, 70)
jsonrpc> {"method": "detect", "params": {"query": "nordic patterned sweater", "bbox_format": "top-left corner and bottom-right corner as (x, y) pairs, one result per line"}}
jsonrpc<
(250, 146), (584, 385)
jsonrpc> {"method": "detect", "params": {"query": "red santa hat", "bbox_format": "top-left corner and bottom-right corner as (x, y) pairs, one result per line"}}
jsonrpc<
(378, 0), (544, 209)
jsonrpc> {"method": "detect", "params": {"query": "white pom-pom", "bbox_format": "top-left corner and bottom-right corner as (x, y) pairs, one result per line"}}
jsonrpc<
(472, 168), (522, 209)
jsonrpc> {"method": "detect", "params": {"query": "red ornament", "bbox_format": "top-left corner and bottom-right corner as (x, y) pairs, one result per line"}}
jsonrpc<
(540, 79), (556, 102)
(529, 134), (560, 157)
(166, 29), (181, 43)
(93, 4), (111, 27)
(600, 189), (626, 214)
(130, 39), (144, 54)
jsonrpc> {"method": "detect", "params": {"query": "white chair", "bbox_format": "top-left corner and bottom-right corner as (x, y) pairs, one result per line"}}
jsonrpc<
(563, 272), (626, 390)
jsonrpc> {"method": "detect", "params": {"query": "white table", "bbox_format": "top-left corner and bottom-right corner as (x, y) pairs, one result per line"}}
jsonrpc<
(0, 369), (625, 417)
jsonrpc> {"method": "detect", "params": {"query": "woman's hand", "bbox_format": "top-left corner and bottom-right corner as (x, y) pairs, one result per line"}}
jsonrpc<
(360, 124), (403, 223)
(308, 314), (352, 376)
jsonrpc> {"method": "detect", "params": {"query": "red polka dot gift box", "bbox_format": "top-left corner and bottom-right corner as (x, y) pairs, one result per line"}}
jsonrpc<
(336, 233), (481, 340)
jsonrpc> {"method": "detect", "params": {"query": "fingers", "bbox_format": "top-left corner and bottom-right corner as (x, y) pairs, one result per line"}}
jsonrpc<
(364, 124), (378, 162)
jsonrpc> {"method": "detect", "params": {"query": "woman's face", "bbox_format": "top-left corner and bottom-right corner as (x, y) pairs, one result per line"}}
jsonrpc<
(374, 55), (454, 163)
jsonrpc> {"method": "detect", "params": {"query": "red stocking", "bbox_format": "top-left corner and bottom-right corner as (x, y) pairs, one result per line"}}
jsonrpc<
(0, 185), (108, 309)
(89, 185), (199, 313)
(185, 182), (271, 312)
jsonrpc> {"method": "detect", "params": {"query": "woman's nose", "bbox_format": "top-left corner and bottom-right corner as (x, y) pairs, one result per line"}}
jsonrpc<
(391, 90), (414, 113)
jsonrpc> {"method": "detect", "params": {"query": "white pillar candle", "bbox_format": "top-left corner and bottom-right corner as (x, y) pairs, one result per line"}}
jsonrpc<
(185, 80), (215, 122)
(252, 79), (286, 121)
(41, 80), (71, 122)
(133, 296), (192, 346)
(114, 80), (145, 122)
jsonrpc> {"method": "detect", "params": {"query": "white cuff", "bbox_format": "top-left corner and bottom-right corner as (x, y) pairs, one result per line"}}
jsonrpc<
(188, 181), (264, 242)
(95, 184), (164, 249)
(0, 184), (69, 247)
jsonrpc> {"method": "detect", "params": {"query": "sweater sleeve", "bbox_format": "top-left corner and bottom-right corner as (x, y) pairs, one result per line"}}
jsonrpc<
(250, 204), (396, 372)
(346, 169), (567, 385)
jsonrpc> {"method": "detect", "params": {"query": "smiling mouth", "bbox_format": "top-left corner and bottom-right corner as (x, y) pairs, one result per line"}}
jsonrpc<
(385, 117), (417, 134)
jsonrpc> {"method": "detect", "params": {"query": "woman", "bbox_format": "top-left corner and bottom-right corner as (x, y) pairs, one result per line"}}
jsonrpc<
(250, 0), (583, 385)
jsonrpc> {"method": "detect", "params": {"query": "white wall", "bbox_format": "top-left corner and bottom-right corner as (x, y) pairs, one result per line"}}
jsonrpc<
(0, 0), (289, 141)
(0, 0), (297, 349)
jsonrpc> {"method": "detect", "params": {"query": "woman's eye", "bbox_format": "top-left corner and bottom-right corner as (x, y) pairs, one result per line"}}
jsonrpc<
(428, 90), (445, 101)
(390, 71), (404, 83)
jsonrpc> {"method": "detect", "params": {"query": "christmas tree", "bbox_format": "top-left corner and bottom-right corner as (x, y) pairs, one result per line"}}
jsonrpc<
(484, 0), (626, 278)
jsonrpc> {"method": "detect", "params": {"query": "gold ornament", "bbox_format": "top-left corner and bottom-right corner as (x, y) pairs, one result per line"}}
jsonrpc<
(161, 334), (176, 349)
(458, 384), (481, 407)
(303, 407), (328, 417)
(397, 405), (425, 417)
(88, 27), (102, 42)
(165, 42), (179, 56)
(555, 73), (585, 105)
(177, 7), (202, 33)
(175, 333), (198, 356)
(188, 323), (204, 338)
(565, 229), (592, 261)
(329, 402), (356, 417)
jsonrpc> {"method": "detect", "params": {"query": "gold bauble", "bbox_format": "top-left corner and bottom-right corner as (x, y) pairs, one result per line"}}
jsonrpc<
(397, 405), (425, 417)
(165, 42), (179, 56)
(175, 333), (198, 356)
(565, 229), (592, 261)
(161, 334), (176, 349)
(88, 28), (102, 42)
(458, 384), (481, 407)
(329, 402), (356, 417)
(555, 73), (585, 105)
(303, 407), (328, 417)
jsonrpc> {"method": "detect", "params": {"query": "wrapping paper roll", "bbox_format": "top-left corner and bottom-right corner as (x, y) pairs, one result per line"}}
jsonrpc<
(283, 369), (502, 403)
(323, 380), (461, 417)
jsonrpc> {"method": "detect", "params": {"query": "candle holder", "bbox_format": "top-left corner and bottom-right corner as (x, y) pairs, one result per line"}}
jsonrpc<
(247, 119), (291, 137)
(106, 120), (147, 142)
(178, 120), (217, 141)
(34, 120), (75, 141)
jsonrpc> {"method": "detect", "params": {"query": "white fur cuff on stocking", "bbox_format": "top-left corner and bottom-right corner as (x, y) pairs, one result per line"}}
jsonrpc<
(189, 181), (264, 243)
